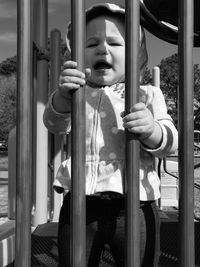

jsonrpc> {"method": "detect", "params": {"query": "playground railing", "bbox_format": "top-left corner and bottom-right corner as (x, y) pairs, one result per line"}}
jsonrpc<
(15, 0), (195, 266)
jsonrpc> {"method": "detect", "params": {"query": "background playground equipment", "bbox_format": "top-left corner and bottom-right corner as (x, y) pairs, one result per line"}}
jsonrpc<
(1, 0), (200, 266)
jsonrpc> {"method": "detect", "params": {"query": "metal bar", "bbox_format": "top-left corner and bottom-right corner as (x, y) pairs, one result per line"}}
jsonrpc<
(32, 0), (49, 226)
(152, 66), (160, 88)
(50, 29), (61, 92)
(71, 0), (86, 266)
(15, 0), (33, 266)
(125, 0), (140, 266)
(152, 66), (161, 207)
(50, 29), (63, 222)
(178, 0), (195, 266)
(8, 127), (16, 219)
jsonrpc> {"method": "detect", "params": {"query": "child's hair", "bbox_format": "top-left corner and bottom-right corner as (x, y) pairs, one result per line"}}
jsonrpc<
(65, 3), (148, 82)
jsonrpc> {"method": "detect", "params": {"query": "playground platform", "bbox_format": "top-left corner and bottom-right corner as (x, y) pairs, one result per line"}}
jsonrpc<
(1, 209), (200, 267)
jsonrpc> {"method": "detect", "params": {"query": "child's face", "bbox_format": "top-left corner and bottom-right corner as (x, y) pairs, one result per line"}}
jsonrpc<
(85, 15), (125, 87)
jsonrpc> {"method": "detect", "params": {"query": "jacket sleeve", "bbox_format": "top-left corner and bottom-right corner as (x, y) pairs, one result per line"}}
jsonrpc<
(43, 91), (71, 135)
(141, 85), (178, 158)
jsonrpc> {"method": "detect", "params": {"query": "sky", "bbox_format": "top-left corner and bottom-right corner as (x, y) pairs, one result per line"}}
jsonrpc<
(0, 0), (200, 71)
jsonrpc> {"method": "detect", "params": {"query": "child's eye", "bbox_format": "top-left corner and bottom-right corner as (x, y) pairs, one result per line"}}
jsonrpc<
(109, 41), (123, 46)
(110, 43), (121, 46)
(108, 37), (124, 47)
(86, 43), (97, 48)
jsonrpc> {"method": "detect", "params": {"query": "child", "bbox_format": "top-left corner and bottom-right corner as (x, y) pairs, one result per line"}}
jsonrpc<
(43, 3), (178, 267)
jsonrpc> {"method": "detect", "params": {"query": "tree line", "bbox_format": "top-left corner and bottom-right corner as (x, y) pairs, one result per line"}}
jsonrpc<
(0, 56), (17, 141)
(0, 52), (200, 142)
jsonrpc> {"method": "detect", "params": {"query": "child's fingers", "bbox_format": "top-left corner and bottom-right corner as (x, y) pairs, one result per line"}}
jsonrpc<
(85, 68), (91, 80)
(120, 103), (146, 119)
(60, 75), (86, 87)
(59, 76), (86, 99)
(61, 68), (85, 79)
(123, 116), (146, 128)
(123, 109), (145, 123)
(130, 102), (146, 112)
(58, 82), (81, 99)
(62, 60), (78, 69)
(58, 60), (87, 100)
(58, 75), (86, 99)
(59, 82), (81, 93)
(62, 61), (86, 79)
(123, 116), (153, 138)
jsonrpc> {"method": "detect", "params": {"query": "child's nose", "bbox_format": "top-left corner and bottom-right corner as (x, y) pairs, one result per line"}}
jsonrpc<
(96, 42), (108, 55)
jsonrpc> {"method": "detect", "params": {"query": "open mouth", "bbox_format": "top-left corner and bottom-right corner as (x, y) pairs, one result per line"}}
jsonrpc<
(93, 61), (112, 70)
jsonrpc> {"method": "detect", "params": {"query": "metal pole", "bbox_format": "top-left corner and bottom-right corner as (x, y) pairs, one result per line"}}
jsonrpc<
(50, 29), (61, 92)
(152, 66), (160, 208)
(125, 0), (140, 266)
(15, 0), (33, 266)
(50, 29), (63, 222)
(71, 0), (86, 266)
(32, 0), (49, 226)
(152, 66), (160, 88)
(178, 0), (195, 266)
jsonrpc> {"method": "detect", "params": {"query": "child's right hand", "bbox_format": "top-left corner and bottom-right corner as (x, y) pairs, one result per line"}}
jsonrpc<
(58, 60), (91, 99)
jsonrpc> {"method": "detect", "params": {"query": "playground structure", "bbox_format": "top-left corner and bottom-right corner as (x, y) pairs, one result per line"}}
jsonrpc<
(0, 0), (200, 266)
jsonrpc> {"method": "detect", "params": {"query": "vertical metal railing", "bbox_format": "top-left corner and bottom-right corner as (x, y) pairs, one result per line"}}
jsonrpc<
(32, 0), (49, 226)
(15, 0), (33, 266)
(50, 29), (64, 222)
(71, 0), (86, 266)
(15, 1), (196, 266)
(125, 0), (140, 266)
(152, 66), (161, 208)
(152, 66), (160, 88)
(178, 0), (195, 266)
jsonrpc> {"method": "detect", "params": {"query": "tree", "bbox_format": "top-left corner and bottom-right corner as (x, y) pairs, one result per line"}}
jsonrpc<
(0, 56), (17, 75)
(0, 37), (68, 141)
(158, 53), (200, 127)
(0, 74), (16, 141)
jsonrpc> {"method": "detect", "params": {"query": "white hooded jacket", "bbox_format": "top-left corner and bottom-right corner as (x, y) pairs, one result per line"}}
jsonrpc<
(43, 83), (178, 201)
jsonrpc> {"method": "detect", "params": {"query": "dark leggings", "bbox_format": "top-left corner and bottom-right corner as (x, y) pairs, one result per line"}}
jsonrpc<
(58, 193), (160, 267)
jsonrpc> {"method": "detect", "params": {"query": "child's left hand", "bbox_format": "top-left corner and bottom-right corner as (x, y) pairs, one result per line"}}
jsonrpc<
(122, 102), (155, 140)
